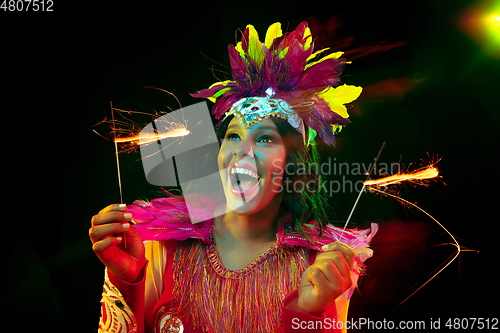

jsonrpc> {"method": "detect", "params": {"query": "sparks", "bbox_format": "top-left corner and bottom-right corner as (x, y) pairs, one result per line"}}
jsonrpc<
(364, 165), (439, 187)
(368, 187), (475, 305)
(361, 163), (475, 303)
(114, 128), (190, 144)
(338, 151), (475, 302)
(93, 105), (190, 155)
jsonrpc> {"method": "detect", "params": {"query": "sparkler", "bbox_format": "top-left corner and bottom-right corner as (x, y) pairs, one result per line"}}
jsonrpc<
(340, 142), (386, 239)
(94, 107), (190, 154)
(113, 128), (190, 144)
(340, 151), (472, 303)
(341, 159), (440, 240)
(110, 102), (126, 248)
(94, 87), (190, 153)
(363, 165), (439, 188)
(95, 93), (191, 248)
(110, 102), (123, 204)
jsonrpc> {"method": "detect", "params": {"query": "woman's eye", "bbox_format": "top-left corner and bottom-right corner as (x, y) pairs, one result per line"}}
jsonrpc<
(258, 135), (274, 143)
(226, 133), (240, 140)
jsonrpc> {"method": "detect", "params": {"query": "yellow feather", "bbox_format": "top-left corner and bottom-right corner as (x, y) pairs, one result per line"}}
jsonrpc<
(209, 80), (232, 89)
(245, 25), (265, 69)
(319, 84), (362, 107)
(265, 22), (282, 49)
(329, 105), (349, 119)
(279, 46), (289, 59)
(332, 125), (343, 134)
(235, 42), (245, 58)
(318, 84), (363, 119)
(306, 51), (344, 68)
(306, 47), (330, 61)
(207, 80), (233, 102)
(303, 26), (312, 50)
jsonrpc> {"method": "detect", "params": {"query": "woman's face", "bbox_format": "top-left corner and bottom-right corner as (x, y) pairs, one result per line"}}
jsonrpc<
(218, 117), (287, 215)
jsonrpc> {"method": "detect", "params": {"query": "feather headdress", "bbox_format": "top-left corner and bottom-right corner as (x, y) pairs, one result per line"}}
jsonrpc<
(191, 22), (363, 146)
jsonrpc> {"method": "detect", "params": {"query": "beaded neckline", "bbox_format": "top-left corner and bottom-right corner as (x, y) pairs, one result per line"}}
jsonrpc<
(206, 242), (280, 279)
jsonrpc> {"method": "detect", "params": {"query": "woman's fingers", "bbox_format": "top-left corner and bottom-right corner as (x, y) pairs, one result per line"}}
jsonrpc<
(308, 241), (355, 296)
(297, 242), (357, 314)
(307, 258), (347, 291)
(98, 203), (127, 215)
(90, 203), (146, 283)
(319, 241), (355, 271)
(300, 261), (348, 314)
(90, 203), (132, 246)
(92, 234), (123, 254)
(91, 210), (131, 227)
(310, 256), (349, 284)
(89, 221), (130, 243)
(314, 255), (352, 282)
(307, 271), (332, 303)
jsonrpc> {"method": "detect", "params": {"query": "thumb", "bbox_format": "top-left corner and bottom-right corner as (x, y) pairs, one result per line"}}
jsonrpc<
(304, 266), (314, 285)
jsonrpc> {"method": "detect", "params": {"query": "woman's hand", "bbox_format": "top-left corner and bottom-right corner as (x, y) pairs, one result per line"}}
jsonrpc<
(296, 242), (355, 315)
(89, 204), (146, 283)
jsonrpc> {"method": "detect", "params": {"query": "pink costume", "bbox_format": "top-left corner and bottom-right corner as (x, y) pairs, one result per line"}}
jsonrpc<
(98, 196), (377, 332)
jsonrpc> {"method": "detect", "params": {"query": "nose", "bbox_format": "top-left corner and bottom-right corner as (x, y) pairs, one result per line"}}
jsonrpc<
(233, 142), (254, 159)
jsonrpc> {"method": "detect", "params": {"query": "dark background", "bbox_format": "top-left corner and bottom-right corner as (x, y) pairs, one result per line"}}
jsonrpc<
(2, 0), (499, 331)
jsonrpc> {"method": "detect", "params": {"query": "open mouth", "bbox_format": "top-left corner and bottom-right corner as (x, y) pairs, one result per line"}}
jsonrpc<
(230, 167), (261, 191)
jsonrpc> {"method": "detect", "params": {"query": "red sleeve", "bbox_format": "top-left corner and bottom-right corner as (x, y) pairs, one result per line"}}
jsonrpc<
(281, 290), (341, 332)
(107, 260), (149, 333)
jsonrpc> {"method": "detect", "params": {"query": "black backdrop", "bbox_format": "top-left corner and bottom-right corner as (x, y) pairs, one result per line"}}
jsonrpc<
(3, 0), (499, 331)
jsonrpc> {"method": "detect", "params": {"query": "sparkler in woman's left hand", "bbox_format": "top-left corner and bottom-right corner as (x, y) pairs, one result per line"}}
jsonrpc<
(97, 101), (191, 248)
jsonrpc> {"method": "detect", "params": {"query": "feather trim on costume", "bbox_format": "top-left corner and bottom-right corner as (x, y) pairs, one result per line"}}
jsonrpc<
(281, 221), (378, 277)
(127, 196), (377, 277)
(127, 195), (212, 245)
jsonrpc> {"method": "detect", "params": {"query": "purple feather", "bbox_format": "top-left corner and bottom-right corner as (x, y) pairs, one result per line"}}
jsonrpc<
(212, 90), (244, 119)
(228, 45), (249, 84)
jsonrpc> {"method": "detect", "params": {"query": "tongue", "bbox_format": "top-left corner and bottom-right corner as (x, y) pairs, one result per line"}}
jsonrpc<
(236, 174), (259, 191)
(239, 179), (258, 191)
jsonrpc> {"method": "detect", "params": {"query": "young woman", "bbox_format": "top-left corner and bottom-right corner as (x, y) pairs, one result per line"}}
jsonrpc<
(90, 22), (377, 333)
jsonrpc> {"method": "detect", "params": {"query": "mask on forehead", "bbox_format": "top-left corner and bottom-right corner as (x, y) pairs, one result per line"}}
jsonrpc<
(224, 88), (304, 139)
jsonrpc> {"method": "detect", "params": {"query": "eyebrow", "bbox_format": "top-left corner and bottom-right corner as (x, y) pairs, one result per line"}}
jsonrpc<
(255, 125), (279, 133)
(227, 124), (278, 133)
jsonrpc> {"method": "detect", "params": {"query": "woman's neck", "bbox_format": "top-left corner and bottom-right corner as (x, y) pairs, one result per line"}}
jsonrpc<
(213, 200), (281, 247)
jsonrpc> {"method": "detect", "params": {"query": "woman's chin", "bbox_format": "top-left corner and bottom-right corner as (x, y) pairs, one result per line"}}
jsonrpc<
(224, 187), (283, 217)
